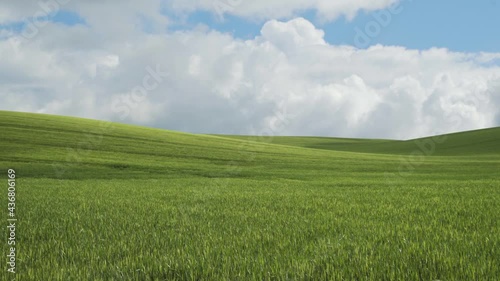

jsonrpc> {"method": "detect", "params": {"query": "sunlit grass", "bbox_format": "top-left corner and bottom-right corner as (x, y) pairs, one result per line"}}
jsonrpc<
(1, 110), (499, 280)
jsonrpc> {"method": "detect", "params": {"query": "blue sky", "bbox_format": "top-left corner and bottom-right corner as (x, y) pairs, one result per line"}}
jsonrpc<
(169, 0), (500, 52)
(0, 10), (85, 33)
(1, 0), (500, 139)
(3, 0), (499, 52)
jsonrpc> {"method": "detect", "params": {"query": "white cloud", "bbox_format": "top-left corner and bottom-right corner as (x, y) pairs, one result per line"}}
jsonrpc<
(1, 12), (500, 139)
(260, 18), (326, 52)
(188, 55), (202, 76)
(168, 0), (400, 21)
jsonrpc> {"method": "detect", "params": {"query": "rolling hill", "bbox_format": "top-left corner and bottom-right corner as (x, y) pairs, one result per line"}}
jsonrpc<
(0, 110), (498, 280)
(218, 126), (500, 156)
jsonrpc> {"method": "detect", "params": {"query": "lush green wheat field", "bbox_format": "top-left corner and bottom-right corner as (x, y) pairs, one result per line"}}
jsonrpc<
(1, 110), (499, 280)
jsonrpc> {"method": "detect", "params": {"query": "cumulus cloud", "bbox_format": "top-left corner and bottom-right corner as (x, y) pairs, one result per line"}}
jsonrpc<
(1, 13), (499, 139)
(260, 18), (326, 52)
(0, 0), (169, 40)
(168, 0), (400, 21)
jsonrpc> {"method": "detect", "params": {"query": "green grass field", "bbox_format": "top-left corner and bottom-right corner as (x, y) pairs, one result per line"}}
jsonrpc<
(1, 110), (499, 280)
(218, 126), (500, 156)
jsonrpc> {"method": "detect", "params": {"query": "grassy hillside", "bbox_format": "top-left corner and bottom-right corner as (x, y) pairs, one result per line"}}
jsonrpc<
(219, 127), (500, 156)
(0, 111), (405, 181)
(0, 110), (499, 280)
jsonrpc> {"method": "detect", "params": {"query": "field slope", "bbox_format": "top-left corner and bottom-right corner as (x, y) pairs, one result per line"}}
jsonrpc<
(0, 110), (499, 280)
(219, 126), (500, 156)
